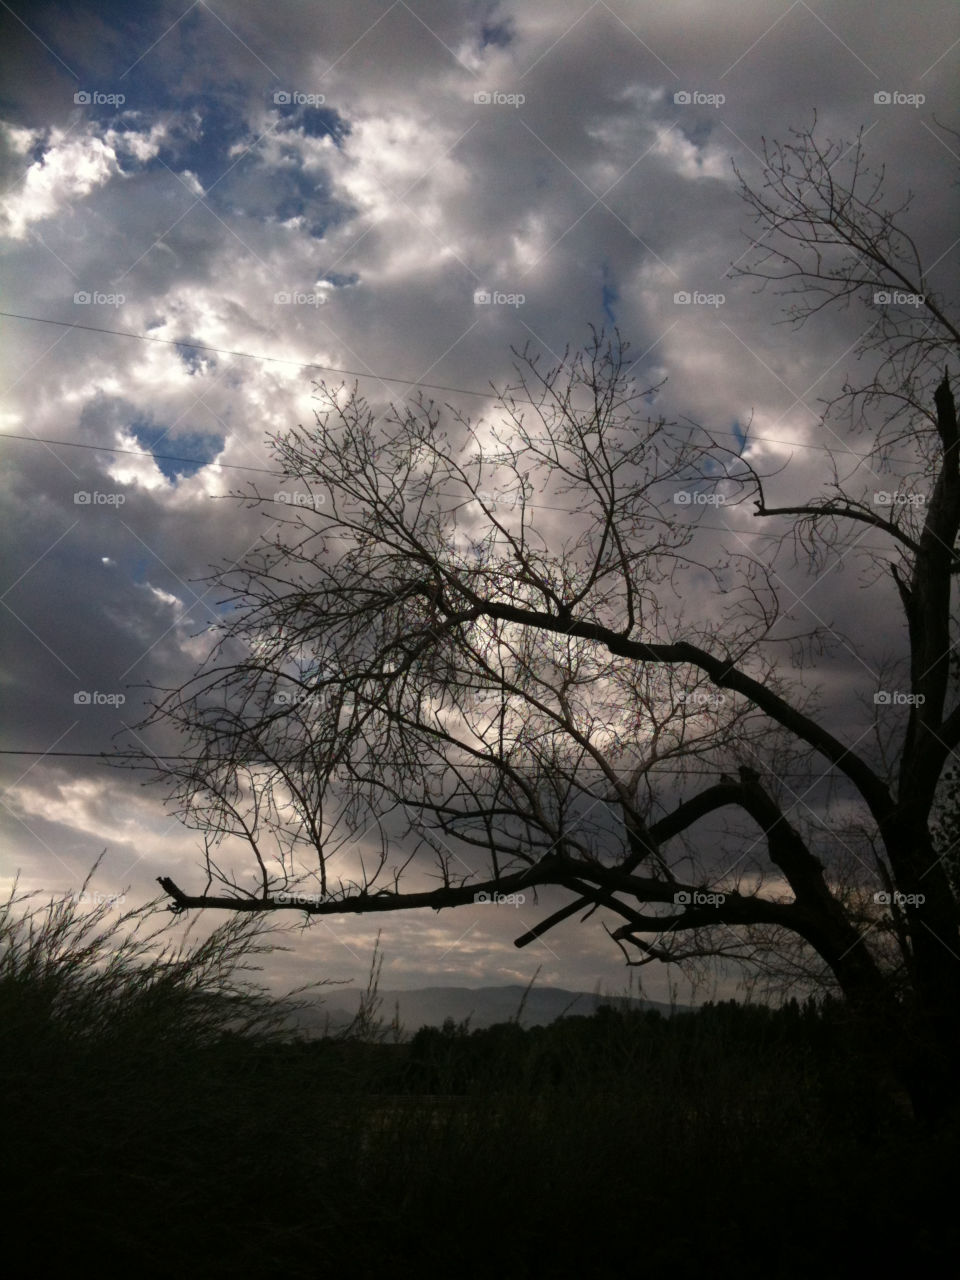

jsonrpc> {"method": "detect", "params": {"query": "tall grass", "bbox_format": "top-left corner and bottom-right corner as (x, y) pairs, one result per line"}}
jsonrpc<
(0, 866), (339, 1275)
(0, 867), (299, 1051)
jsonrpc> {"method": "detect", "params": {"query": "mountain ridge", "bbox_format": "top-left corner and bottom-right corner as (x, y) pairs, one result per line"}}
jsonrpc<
(280, 983), (686, 1039)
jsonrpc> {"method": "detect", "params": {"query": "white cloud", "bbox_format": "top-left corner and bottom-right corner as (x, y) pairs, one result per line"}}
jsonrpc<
(0, 123), (119, 238)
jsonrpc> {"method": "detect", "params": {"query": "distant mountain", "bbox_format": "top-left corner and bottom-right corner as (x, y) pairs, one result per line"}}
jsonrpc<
(277, 984), (685, 1040)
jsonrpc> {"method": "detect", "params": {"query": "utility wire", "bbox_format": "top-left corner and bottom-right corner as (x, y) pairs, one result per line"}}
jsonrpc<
(0, 308), (930, 464)
(0, 309), (522, 402)
(0, 748), (841, 778)
(0, 427), (906, 550)
(0, 430), (279, 475)
(0, 315), (917, 785)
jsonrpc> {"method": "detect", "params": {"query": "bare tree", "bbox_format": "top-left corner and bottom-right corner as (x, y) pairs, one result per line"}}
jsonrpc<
(138, 119), (960, 1120)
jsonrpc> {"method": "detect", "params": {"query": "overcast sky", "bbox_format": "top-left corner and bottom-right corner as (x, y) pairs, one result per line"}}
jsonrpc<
(1, 0), (957, 1004)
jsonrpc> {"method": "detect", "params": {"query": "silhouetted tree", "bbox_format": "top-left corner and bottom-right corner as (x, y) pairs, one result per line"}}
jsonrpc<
(141, 120), (960, 1120)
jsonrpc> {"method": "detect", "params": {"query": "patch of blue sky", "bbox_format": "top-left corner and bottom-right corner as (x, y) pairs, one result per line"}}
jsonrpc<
(480, 19), (514, 49)
(129, 417), (223, 482)
(321, 271), (360, 289)
(285, 104), (351, 148)
(173, 341), (215, 375)
(142, 93), (254, 189)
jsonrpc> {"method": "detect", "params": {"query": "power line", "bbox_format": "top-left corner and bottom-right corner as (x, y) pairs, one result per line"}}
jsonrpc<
(0, 747), (845, 779)
(0, 430), (279, 475)
(0, 750), (201, 760)
(0, 428), (905, 551)
(0, 309), (516, 402)
(0, 308), (928, 464)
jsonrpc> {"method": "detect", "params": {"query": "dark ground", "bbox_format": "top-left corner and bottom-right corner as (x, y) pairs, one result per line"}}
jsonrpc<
(5, 996), (956, 1278)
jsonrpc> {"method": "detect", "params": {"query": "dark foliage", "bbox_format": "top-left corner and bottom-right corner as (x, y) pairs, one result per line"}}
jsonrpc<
(5, 960), (954, 1278)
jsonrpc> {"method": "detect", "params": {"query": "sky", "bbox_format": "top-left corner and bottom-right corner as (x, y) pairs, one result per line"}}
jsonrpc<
(0, 0), (957, 1005)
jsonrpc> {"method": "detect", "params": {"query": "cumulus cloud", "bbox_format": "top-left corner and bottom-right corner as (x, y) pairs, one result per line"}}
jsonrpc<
(0, 123), (122, 238)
